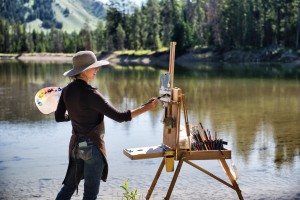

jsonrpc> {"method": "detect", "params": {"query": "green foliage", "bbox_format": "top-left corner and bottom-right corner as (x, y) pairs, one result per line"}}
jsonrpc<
(116, 24), (126, 50)
(144, 0), (161, 50)
(120, 179), (138, 200)
(32, 0), (63, 29)
(0, 0), (29, 23)
(106, 4), (123, 50)
(93, 21), (106, 52)
(1, 0), (300, 53)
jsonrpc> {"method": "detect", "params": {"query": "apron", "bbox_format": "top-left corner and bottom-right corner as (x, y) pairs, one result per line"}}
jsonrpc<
(62, 121), (108, 184)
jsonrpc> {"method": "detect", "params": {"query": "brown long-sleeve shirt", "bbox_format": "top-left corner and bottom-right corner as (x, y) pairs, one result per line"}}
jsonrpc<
(55, 79), (132, 182)
(55, 79), (132, 133)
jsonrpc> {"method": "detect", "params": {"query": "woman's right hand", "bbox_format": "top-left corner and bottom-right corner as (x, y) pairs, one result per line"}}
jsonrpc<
(144, 97), (159, 110)
(131, 97), (159, 119)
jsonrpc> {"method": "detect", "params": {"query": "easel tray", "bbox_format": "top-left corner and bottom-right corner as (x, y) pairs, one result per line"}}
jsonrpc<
(123, 145), (164, 160)
(124, 146), (231, 160)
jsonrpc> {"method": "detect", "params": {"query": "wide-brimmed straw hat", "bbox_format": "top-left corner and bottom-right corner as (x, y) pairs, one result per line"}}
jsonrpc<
(63, 51), (109, 77)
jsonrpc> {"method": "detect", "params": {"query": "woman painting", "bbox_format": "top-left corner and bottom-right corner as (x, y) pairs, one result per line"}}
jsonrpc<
(55, 51), (158, 200)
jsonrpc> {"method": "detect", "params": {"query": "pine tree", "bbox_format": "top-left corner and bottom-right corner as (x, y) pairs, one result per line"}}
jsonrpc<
(93, 21), (106, 52)
(145, 0), (161, 50)
(106, 0), (123, 50)
(81, 22), (93, 51)
(160, 0), (173, 47)
(20, 24), (28, 52)
(0, 18), (5, 53)
(116, 23), (126, 50)
(131, 8), (142, 50)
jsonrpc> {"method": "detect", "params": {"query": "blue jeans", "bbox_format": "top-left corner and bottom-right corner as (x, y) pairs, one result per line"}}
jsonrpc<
(56, 144), (105, 200)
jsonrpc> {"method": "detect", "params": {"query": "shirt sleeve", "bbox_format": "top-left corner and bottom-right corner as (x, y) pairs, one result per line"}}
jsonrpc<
(88, 89), (132, 122)
(54, 89), (70, 122)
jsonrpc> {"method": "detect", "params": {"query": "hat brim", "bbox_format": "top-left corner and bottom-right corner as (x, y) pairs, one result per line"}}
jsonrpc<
(63, 60), (110, 77)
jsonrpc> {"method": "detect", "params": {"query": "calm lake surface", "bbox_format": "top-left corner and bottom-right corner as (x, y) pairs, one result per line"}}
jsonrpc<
(0, 60), (299, 200)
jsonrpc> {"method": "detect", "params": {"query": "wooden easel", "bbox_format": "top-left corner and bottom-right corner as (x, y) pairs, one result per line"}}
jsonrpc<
(124, 42), (244, 200)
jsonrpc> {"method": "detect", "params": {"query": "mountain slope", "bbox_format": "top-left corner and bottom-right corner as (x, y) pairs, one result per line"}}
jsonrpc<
(1, 0), (106, 33)
(50, 0), (105, 32)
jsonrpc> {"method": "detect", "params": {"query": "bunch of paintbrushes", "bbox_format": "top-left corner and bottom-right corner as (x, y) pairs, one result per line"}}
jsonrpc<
(191, 123), (228, 151)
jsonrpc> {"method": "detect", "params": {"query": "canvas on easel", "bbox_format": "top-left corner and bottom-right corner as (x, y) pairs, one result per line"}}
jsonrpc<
(159, 73), (171, 102)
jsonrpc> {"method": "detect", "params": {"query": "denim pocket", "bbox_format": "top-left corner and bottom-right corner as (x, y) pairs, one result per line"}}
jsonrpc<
(78, 145), (93, 160)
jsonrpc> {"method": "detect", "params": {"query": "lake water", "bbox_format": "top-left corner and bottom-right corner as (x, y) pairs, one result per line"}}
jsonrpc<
(0, 60), (299, 200)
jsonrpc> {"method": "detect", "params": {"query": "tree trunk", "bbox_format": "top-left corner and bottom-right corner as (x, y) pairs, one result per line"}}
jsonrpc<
(296, 0), (300, 49)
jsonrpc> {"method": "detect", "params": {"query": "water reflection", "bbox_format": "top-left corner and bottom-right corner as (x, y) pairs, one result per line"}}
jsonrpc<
(175, 62), (300, 79)
(0, 60), (69, 122)
(176, 77), (300, 169)
(0, 60), (299, 171)
(98, 66), (162, 109)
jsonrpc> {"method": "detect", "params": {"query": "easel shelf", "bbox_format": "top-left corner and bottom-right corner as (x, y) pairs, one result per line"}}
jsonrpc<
(123, 147), (231, 161)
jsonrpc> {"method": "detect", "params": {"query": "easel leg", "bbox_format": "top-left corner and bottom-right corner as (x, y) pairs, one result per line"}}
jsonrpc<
(146, 158), (165, 200)
(219, 159), (244, 200)
(185, 160), (235, 190)
(165, 157), (184, 200)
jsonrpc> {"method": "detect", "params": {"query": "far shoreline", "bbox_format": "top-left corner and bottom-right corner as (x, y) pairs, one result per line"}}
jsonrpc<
(0, 53), (73, 62)
(1, 46), (300, 65)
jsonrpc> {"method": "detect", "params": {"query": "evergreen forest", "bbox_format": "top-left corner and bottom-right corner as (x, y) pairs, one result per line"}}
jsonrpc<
(1, 0), (300, 55)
